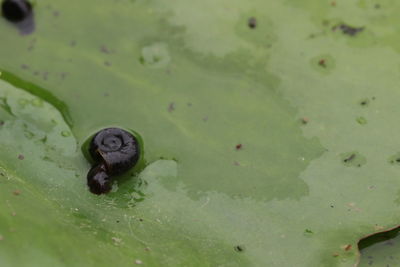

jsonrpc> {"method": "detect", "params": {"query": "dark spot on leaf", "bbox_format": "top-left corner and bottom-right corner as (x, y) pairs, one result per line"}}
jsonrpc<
(235, 144), (242, 150)
(0, 120), (4, 126)
(70, 40), (76, 47)
(343, 154), (355, 163)
(52, 10), (59, 17)
(333, 23), (364, 36)
(248, 17), (257, 29)
(33, 71), (39, 76)
(60, 72), (68, 80)
(234, 245), (245, 252)
(20, 64), (29, 70)
(233, 161), (240, 166)
(168, 102), (175, 112)
(116, 220), (120, 223)
(104, 61), (112, 67)
(100, 45), (113, 54)
(374, 4), (381, 9)
(341, 151), (366, 167)
(12, 190), (20, 196)
(318, 59), (326, 68)
(139, 218), (143, 222)
(18, 154), (24, 160)
(301, 117), (309, 124)
(360, 98), (370, 107)
(331, 1), (336, 7)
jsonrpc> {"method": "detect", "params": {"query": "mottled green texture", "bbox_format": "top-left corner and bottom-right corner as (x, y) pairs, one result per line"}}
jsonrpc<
(0, 0), (400, 266)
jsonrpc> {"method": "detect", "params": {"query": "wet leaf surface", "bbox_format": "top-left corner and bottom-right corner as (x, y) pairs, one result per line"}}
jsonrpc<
(1, 0), (400, 266)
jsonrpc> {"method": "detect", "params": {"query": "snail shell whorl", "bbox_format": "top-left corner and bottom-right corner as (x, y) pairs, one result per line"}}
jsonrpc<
(89, 127), (140, 175)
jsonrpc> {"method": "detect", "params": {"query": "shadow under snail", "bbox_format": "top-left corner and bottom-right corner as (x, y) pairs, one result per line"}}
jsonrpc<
(86, 128), (140, 195)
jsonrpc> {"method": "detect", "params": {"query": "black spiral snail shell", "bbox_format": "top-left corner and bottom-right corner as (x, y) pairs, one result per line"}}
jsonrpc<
(1, 0), (32, 23)
(86, 128), (140, 195)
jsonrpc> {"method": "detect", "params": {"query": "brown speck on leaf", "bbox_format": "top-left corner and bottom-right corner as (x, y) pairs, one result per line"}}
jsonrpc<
(0, 235), (3, 241)
(100, 45), (113, 54)
(0, 120), (4, 126)
(18, 154), (24, 160)
(33, 71), (40, 76)
(236, 144), (242, 150)
(139, 218), (144, 222)
(248, 17), (257, 29)
(344, 244), (352, 251)
(53, 11), (60, 17)
(331, 1), (336, 6)
(168, 102), (175, 112)
(301, 117), (309, 124)
(21, 64), (29, 70)
(70, 40), (76, 47)
(332, 252), (339, 257)
(13, 190), (20, 196)
(233, 161), (240, 166)
(104, 61), (112, 67)
(318, 59), (326, 68)
(144, 247), (151, 251)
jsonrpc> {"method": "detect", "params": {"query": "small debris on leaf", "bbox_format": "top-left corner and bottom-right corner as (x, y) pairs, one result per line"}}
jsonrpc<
(248, 17), (257, 29)
(318, 59), (326, 68)
(333, 23), (364, 36)
(235, 144), (242, 150)
(234, 245), (245, 252)
(17, 154), (24, 160)
(168, 102), (175, 112)
(343, 244), (352, 251)
(301, 117), (309, 125)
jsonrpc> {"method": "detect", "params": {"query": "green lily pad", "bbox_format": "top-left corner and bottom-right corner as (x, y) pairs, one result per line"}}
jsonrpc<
(1, 0), (400, 266)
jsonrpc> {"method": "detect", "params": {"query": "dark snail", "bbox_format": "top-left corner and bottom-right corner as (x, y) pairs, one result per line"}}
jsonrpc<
(86, 128), (140, 195)
(1, 0), (32, 22)
(87, 163), (112, 195)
